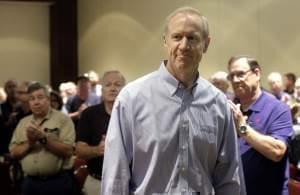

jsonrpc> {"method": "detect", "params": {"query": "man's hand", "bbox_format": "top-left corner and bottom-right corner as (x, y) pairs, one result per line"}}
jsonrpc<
(5, 112), (17, 126)
(228, 100), (247, 130)
(26, 121), (45, 146)
(76, 134), (107, 160)
(79, 103), (88, 114)
(98, 135), (106, 156)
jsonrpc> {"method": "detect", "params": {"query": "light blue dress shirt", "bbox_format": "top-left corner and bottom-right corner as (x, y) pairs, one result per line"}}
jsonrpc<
(101, 61), (245, 195)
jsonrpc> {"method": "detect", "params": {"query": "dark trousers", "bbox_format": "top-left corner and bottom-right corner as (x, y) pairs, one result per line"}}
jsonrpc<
(22, 170), (80, 195)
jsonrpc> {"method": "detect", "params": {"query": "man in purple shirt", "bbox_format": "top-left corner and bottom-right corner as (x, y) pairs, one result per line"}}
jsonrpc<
(227, 55), (293, 195)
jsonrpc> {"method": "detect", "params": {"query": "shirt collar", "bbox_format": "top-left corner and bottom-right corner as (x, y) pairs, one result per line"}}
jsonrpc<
(247, 91), (266, 112)
(32, 107), (52, 125)
(159, 60), (199, 96)
(44, 108), (52, 120)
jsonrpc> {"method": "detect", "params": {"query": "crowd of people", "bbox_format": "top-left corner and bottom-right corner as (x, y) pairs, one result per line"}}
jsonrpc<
(0, 6), (300, 195)
(0, 70), (126, 195)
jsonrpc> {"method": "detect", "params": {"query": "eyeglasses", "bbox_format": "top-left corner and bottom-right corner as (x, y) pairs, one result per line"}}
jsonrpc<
(227, 69), (253, 81)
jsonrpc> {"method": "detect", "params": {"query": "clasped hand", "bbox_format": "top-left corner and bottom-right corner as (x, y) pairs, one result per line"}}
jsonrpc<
(26, 121), (45, 146)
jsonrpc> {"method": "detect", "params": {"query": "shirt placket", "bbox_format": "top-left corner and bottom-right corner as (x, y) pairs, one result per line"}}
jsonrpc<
(33, 117), (48, 176)
(178, 88), (190, 195)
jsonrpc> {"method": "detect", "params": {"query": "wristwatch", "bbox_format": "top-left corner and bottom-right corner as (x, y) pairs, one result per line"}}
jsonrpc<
(39, 136), (48, 145)
(238, 124), (249, 135)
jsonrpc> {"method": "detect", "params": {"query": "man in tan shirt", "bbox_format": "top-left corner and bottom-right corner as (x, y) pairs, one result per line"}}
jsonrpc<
(9, 82), (76, 195)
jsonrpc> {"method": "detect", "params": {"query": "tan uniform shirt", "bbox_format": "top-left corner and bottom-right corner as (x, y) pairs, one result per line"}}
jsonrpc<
(9, 109), (75, 176)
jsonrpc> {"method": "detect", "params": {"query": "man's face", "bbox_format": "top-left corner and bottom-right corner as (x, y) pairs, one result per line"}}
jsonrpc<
(102, 73), (125, 103)
(283, 76), (296, 91)
(228, 58), (260, 99)
(50, 94), (61, 110)
(164, 13), (210, 75)
(268, 79), (282, 94)
(77, 80), (90, 100)
(283, 76), (290, 89)
(16, 84), (29, 104)
(88, 72), (99, 85)
(4, 80), (17, 99)
(211, 79), (229, 93)
(29, 89), (50, 117)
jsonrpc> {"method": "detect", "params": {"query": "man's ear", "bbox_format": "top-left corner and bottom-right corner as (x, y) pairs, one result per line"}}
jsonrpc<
(163, 35), (167, 47)
(253, 68), (261, 77)
(203, 36), (211, 53)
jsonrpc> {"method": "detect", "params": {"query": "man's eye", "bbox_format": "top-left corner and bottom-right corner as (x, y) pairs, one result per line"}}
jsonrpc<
(188, 36), (195, 41)
(172, 35), (181, 40)
(188, 36), (200, 42)
(114, 83), (121, 87)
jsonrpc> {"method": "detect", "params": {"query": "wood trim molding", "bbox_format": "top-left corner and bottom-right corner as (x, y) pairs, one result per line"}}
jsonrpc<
(50, 0), (78, 90)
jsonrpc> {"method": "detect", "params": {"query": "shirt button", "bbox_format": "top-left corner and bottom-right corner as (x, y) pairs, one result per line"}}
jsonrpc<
(183, 127), (188, 132)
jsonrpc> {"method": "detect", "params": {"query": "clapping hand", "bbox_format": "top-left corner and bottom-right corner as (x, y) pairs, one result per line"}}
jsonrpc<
(26, 121), (45, 146)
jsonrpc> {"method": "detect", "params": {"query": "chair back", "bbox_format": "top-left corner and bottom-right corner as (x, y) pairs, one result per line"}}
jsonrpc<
(289, 179), (300, 195)
(73, 158), (88, 189)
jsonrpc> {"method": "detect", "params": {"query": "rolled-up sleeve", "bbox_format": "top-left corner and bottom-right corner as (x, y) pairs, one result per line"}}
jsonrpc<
(268, 103), (293, 144)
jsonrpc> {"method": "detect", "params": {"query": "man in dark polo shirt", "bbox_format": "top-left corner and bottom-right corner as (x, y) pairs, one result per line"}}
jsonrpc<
(66, 75), (100, 128)
(227, 55), (293, 195)
(76, 70), (125, 195)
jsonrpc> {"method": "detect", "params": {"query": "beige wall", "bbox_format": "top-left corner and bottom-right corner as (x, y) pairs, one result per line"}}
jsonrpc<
(78, 0), (300, 87)
(0, 2), (49, 86)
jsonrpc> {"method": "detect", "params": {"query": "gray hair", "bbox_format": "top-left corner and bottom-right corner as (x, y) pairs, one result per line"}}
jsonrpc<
(27, 82), (50, 97)
(102, 70), (126, 85)
(164, 6), (209, 38)
(267, 72), (283, 83)
(210, 71), (228, 81)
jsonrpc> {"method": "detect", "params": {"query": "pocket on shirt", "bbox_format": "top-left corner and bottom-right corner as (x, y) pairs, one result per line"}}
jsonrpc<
(44, 127), (60, 138)
(199, 125), (216, 144)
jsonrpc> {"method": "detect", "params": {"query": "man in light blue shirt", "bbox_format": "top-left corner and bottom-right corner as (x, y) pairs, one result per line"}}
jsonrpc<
(101, 7), (245, 195)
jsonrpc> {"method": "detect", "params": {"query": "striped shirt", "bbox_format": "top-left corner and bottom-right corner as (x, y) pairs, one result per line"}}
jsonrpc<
(101, 61), (245, 195)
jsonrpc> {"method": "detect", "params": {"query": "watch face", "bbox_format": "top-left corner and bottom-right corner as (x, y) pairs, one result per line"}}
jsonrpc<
(39, 137), (47, 145)
(239, 125), (247, 134)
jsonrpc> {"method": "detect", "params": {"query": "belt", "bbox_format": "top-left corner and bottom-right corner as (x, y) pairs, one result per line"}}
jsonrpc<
(27, 170), (71, 181)
(90, 172), (101, 180)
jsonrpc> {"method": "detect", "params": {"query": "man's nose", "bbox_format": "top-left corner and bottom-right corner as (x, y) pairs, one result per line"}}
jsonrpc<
(111, 86), (118, 92)
(32, 98), (40, 104)
(178, 37), (189, 49)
